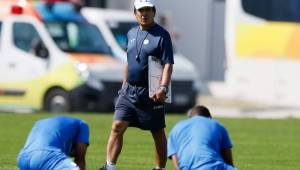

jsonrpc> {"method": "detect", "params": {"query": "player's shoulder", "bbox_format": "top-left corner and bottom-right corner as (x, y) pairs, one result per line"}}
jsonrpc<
(128, 26), (139, 35)
(172, 118), (191, 131)
(154, 24), (168, 33)
(53, 116), (87, 126)
(209, 118), (227, 131)
(153, 24), (171, 37)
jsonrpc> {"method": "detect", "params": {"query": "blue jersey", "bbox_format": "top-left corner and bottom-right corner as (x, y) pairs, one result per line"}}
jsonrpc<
(21, 116), (89, 156)
(168, 116), (233, 170)
(127, 24), (174, 86)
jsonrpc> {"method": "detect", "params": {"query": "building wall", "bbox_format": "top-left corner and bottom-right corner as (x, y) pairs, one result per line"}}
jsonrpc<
(156, 0), (226, 82)
(207, 0), (226, 81)
(155, 0), (213, 81)
(106, 0), (134, 10)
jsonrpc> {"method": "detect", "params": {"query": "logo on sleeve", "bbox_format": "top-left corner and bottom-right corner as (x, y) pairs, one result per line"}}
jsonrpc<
(130, 38), (136, 43)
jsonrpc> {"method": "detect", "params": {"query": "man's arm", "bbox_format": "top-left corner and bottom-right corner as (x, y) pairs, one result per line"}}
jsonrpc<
(161, 63), (173, 86)
(74, 143), (88, 170)
(152, 63), (173, 103)
(221, 148), (234, 166)
(171, 154), (179, 170)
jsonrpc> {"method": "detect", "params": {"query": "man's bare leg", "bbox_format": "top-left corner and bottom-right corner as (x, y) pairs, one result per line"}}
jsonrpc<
(106, 120), (129, 164)
(151, 129), (167, 169)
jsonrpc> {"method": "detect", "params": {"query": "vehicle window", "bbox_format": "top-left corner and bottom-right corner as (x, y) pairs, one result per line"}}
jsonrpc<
(45, 21), (111, 54)
(107, 21), (138, 50)
(13, 22), (42, 52)
(242, 0), (300, 22)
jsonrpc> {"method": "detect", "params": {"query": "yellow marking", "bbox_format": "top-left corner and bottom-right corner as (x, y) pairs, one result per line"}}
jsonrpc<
(236, 22), (300, 59)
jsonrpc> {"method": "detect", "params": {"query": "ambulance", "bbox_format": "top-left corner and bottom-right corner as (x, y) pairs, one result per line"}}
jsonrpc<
(0, 1), (124, 113)
(82, 8), (200, 112)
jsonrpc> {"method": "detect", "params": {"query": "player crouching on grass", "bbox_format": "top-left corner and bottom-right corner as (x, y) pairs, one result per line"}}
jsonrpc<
(167, 105), (237, 170)
(17, 116), (89, 170)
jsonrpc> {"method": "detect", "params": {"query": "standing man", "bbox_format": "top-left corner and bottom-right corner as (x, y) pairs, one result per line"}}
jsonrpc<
(100, 0), (174, 170)
(18, 116), (90, 170)
(168, 105), (237, 170)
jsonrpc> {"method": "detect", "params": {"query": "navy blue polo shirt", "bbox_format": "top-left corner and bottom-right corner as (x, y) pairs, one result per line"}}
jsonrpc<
(127, 24), (174, 86)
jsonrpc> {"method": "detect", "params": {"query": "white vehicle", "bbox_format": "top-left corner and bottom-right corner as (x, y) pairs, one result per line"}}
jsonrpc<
(0, 1), (124, 113)
(82, 8), (200, 112)
(225, 0), (300, 106)
(34, 2), (126, 112)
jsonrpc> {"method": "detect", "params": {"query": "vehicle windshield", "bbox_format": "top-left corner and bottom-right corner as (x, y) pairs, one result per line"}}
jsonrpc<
(106, 21), (138, 50)
(45, 21), (111, 54)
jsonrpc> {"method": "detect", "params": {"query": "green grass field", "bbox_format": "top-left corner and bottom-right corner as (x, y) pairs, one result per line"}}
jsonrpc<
(0, 113), (299, 170)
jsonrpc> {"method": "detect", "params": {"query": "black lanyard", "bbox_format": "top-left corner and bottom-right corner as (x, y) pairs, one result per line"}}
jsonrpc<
(135, 27), (149, 61)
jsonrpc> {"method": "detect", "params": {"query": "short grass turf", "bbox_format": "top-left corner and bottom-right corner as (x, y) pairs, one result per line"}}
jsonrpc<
(0, 113), (299, 170)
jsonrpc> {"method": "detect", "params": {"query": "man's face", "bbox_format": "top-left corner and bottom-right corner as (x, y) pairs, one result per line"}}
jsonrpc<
(134, 7), (155, 28)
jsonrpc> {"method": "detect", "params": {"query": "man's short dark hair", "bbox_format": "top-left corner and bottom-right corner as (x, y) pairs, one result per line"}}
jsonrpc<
(188, 105), (212, 118)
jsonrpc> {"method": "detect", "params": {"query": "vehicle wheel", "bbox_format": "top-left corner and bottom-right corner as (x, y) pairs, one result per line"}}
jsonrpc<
(44, 88), (71, 113)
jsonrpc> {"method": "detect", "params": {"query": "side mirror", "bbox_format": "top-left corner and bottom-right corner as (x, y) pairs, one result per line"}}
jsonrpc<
(36, 45), (49, 59)
(31, 38), (49, 59)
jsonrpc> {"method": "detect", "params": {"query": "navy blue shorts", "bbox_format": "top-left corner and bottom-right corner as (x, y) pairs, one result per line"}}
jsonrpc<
(114, 84), (165, 131)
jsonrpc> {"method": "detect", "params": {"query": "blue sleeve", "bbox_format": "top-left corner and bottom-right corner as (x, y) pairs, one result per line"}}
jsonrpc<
(160, 32), (174, 65)
(76, 120), (90, 145)
(167, 127), (177, 159)
(221, 126), (232, 149)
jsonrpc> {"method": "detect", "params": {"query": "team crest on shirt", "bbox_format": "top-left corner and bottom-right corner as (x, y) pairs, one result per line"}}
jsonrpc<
(143, 39), (149, 45)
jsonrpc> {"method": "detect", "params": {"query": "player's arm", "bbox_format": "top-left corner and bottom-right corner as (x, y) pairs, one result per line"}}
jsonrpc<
(161, 63), (173, 87)
(170, 154), (179, 170)
(153, 63), (173, 103)
(221, 148), (234, 166)
(74, 143), (88, 170)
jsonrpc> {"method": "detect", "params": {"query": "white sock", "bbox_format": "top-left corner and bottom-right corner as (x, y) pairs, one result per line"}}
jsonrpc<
(155, 167), (165, 170)
(106, 161), (116, 170)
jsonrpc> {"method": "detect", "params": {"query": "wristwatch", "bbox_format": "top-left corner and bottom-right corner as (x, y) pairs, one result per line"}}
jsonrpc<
(159, 85), (168, 94)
